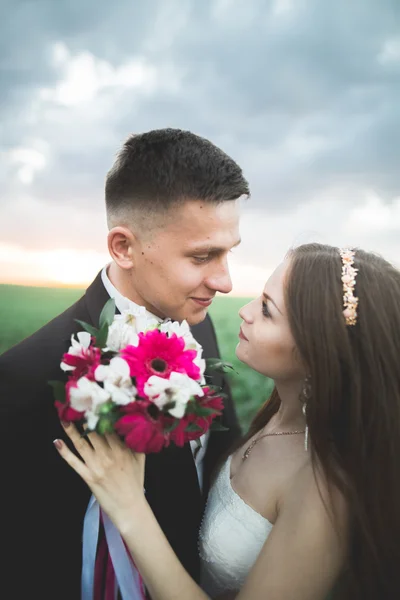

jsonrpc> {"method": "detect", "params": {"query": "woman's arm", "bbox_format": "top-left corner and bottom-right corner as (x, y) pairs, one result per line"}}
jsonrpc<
(55, 424), (347, 600)
(236, 466), (348, 600)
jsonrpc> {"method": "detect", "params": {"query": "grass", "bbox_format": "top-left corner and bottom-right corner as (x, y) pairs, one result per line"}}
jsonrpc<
(0, 284), (273, 430)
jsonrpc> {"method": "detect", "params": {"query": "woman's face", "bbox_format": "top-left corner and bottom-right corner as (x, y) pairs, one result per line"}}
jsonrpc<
(236, 259), (304, 382)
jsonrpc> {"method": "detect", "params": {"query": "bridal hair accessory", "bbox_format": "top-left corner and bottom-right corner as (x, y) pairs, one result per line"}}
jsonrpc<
(339, 248), (358, 326)
(300, 375), (311, 452)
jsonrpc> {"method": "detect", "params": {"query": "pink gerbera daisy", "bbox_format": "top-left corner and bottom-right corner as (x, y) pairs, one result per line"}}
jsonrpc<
(121, 330), (200, 396)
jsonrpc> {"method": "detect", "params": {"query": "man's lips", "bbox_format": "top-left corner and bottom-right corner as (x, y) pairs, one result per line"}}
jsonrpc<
(191, 297), (214, 306)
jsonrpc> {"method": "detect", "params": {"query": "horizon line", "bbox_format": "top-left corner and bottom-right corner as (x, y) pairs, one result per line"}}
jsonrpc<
(0, 280), (253, 298)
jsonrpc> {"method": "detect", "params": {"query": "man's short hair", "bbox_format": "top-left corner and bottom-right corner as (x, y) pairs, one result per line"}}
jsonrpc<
(105, 128), (249, 228)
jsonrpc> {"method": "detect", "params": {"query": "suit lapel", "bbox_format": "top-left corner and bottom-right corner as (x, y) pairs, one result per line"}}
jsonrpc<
(84, 270), (115, 327)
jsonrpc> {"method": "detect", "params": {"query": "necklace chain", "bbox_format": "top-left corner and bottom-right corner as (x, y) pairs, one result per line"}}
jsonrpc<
(242, 428), (306, 461)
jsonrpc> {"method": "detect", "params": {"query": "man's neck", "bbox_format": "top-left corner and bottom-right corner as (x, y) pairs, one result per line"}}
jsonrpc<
(107, 263), (141, 304)
(102, 263), (162, 321)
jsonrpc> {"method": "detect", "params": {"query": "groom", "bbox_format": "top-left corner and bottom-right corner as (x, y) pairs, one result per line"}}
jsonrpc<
(0, 128), (249, 599)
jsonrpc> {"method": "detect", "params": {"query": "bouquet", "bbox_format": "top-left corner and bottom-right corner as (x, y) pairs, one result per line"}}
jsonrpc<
(50, 299), (231, 453)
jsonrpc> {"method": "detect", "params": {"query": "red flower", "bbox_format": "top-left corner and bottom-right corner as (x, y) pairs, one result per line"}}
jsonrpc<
(115, 401), (168, 453)
(54, 400), (83, 422)
(200, 388), (225, 424)
(61, 345), (102, 380)
(169, 417), (190, 446)
(121, 330), (200, 396)
(54, 379), (85, 422)
(170, 389), (225, 446)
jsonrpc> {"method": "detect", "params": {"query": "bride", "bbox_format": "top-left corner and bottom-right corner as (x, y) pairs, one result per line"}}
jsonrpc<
(54, 243), (400, 600)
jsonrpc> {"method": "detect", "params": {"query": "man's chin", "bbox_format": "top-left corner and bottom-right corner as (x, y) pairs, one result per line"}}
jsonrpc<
(187, 309), (209, 326)
(179, 305), (210, 326)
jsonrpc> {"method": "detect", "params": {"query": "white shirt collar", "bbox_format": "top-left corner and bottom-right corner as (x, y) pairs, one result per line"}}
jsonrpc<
(101, 265), (163, 322)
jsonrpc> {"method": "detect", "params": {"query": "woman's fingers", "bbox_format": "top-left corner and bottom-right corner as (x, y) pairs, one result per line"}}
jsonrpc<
(104, 432), (126, 451)
(60, 422), (96, 465)
(82, 423), (112, 453)
(135, 452), (146, 488)
(58, 423), (146, 489)
(53, 438), (91, 483)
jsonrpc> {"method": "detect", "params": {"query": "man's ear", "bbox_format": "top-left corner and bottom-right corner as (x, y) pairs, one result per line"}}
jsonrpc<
(107, 226), (136, 270)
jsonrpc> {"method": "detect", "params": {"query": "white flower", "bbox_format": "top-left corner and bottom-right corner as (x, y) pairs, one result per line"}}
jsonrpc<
(60, 331), (91, 371)
(86, 411), (100, 430)
(103, 381), (135, 406)
(144, 372), (204, 419)
(160, 319), (200, 350)
(160, 319), (206, 383)
(95, 357), (136, 406)
(69, 377), (111, 427)
(194, 352), (207, 385)
(95, 357), (131, 386)
(106, 307), (159, 351)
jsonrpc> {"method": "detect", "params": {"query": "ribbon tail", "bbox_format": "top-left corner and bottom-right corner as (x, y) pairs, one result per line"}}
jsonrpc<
(82, 495), (100, 600)
(103, 509), (146, 600)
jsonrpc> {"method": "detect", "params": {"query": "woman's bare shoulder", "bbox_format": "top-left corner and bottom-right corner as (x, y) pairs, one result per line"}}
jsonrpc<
(281, 456), (349, 532)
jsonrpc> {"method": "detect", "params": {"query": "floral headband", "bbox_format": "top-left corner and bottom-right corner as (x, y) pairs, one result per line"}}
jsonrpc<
(339, 248), (358, 326)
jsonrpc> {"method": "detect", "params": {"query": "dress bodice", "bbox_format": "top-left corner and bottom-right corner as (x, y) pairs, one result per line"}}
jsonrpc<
(199, 455), (273, 598)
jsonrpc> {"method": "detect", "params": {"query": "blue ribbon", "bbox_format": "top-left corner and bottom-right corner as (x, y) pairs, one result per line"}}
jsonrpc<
(81, 495), (145, 600)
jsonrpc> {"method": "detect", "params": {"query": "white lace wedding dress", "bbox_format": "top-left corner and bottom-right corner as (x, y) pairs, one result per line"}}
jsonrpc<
(199, 455), (274, 598)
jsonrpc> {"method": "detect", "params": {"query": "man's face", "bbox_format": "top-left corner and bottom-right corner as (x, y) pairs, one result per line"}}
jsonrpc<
(129, 199), (241, 324)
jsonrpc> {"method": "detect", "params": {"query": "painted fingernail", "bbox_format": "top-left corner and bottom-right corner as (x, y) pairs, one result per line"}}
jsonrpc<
(53, 439), (63, 450)
(61, 420), (70, 428)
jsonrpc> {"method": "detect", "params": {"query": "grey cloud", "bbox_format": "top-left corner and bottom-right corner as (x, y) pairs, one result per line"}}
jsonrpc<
(0, 0), (399, 251)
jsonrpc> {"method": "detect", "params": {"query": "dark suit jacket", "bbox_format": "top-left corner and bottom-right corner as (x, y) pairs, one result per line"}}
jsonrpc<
(0, 272), (241, 599)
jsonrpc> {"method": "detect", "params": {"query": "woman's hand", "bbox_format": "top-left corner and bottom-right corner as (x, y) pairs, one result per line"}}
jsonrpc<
(55, 424), (211, 600)
(54, 423), (146, 529)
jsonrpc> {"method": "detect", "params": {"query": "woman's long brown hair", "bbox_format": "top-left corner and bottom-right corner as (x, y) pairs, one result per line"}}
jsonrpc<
(227, 243), (400, 599)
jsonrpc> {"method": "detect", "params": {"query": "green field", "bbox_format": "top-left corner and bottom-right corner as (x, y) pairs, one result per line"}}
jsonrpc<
(0, 284), (273, 430)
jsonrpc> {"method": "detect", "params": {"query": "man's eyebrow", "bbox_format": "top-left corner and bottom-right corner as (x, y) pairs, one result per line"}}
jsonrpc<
(188, 238), (242, 253)
(263, 292), (283, 315)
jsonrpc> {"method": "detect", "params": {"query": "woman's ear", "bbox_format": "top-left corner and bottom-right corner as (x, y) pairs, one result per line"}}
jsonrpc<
(107, 227), (136, 270)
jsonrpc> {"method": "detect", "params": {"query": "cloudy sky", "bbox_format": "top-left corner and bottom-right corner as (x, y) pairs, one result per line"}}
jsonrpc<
(1, 0), (399, 294)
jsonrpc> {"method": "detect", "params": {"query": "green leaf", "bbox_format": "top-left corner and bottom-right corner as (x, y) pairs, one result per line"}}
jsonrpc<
(185, 423), (203, 433)
(48, 380), (66, 403)
(163, 401), (176, 412)
(94, 323), (110, 349)
(98, 400), (115, 415)
(96, 417), (116, 435)
(205, 358), (238, 375)
(96, 406), (119, 435)
(165, 420), (180, 433)
(99, 298), (116, 329)
(193, 405), (219, 417)
(75, 320), (99, 338)
(209, 421), (229, 432)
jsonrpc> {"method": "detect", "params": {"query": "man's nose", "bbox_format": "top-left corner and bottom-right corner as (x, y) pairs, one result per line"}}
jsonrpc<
(206, 260), (233, 295)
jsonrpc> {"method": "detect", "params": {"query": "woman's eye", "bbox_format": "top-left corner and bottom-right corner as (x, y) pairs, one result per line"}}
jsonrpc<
(262, 301), (271, 318)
